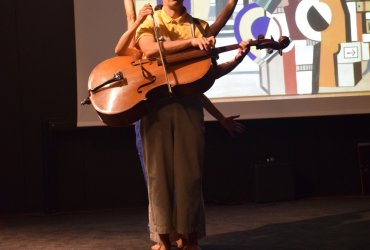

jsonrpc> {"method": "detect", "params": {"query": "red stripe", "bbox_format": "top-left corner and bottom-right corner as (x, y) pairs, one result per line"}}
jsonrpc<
(283, 47), (297, 94)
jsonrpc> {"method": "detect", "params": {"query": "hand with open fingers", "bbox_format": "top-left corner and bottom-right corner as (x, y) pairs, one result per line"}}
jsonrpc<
(137, 3), (154, 23)
(235, 39), (251, 62)
(220, 115), (247, 137)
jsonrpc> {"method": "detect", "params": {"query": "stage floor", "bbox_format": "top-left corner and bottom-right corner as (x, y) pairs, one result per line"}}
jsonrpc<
(1, 196), (370, 249)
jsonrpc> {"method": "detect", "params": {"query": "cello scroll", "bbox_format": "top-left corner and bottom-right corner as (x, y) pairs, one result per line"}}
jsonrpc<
(250, 35), (291, 55)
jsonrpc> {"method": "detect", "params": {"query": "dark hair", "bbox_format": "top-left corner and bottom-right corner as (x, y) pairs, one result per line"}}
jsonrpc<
(154, 4), (163, 10)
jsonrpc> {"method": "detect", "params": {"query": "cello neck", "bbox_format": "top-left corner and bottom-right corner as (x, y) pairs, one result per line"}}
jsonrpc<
(158, 35), (291, 65)
(159, 44), (240, 65)
(213, 44), (240, 54)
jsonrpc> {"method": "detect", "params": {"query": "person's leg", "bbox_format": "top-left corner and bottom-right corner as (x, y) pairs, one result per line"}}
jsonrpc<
(138, 120), (183, 248)
(135, 120), (148, 186)
(137, 121), (161, 248)
(140, 103), (176, 243)
(172, 98), (206, 246)
(141, 99), (205, 248)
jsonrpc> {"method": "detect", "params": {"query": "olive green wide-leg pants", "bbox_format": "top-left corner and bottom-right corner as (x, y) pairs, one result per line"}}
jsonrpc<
(140, 97), (206, 241)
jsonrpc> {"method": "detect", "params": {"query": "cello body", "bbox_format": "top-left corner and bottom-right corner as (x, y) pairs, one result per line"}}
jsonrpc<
(88, 54), (215, 127)
(86, 36), (290, 127)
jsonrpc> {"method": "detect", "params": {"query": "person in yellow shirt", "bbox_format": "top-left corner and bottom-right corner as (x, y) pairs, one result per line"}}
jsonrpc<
(116, 2), (245, 249)
(115, 1), (245, 142)
(115, 1), (248, 249)
(133, 1), (250, 249)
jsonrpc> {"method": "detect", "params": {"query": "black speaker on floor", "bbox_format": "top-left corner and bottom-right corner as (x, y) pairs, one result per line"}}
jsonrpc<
(255, 162), (295, 202)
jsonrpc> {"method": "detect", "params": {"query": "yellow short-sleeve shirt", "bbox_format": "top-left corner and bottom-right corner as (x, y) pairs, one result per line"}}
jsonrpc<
(135, 9), (210, 44)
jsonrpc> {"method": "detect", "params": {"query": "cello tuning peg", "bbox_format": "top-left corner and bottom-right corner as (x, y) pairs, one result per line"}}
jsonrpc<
(279, 36), (291, 49)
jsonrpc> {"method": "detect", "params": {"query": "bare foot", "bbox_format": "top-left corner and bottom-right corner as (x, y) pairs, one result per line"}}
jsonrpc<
(151, 243), (171, 250)
(176, 238), (184, 249)
(151, 243), (161, 250)
(152, 237), (184, 249)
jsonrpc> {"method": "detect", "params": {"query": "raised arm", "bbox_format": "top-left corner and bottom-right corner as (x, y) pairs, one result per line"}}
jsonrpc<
(209, 0), (238, 37)
(207, 1), (251, 79)
(115, 2), (153, 55)
(124, 0), (136, 33)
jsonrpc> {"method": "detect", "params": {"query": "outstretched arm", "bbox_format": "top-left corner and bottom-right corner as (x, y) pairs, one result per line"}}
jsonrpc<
(200, 94), (246, 136)
(210, 0), (238, 37)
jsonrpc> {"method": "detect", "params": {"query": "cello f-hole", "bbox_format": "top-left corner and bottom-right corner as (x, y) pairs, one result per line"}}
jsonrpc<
(137, 76), (157, 93)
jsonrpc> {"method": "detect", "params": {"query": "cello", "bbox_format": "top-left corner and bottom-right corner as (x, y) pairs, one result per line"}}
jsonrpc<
(82, 35), (290, 127)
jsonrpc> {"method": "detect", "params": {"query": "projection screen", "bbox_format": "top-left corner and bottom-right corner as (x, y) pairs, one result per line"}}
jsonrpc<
(74, 0), (370, 127)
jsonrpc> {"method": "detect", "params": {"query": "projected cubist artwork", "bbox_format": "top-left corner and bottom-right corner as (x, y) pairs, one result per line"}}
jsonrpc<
(134, 0), (370, 98)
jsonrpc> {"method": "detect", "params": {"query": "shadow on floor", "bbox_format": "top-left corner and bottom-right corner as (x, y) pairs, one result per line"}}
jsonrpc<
(201, 208), (370, 249)
(1, 197), (370, 249)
